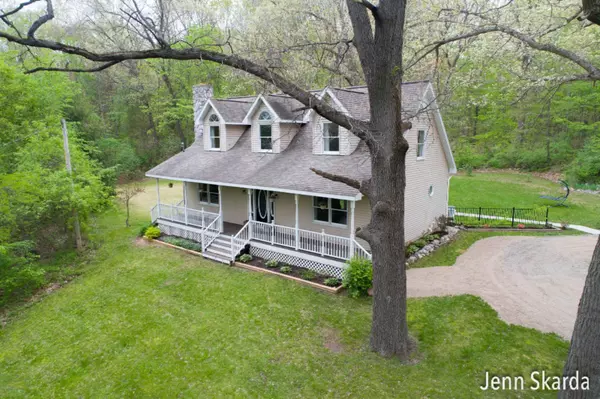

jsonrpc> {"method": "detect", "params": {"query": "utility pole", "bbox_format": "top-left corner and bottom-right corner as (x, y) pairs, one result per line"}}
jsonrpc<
(61, 119), (83, 251)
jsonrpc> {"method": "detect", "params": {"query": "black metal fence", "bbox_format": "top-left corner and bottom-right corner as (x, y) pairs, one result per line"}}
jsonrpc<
(448, 207), (550, 228)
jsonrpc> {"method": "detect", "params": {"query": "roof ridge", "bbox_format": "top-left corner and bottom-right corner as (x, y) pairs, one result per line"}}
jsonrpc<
(215, 98), (255, 104)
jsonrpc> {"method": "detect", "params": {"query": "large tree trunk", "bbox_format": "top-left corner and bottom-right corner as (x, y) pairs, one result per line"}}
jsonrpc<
(368, 147), (411, 358)
(559, 236), (600, 399)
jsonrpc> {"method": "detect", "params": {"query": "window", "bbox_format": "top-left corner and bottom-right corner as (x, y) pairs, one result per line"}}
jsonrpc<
(210, 126), (220, 149)
(417, 130), (426, 158)
(258, 111), (273, 150)
(199, 184), (219, 205)
(323, 123), (340, 153)
(313, 197), (347, 226)
(208, 113), (220, 150)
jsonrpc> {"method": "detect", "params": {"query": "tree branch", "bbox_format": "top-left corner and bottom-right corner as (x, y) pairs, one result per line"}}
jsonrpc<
(0, 0), (40, 19)
(25, 60), (122, 74)
(346, 0), (375, 86)
(582, 0), (600, 25)
(356, 0), (378, 18)
(310, 168), (361, 190)
(27, 0), (53, 38)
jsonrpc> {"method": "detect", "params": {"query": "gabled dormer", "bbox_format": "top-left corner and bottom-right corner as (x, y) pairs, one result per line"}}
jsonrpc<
(243, 95), (306, 154)
(310, 88), (361, 156)
(197, 98), (250, 152)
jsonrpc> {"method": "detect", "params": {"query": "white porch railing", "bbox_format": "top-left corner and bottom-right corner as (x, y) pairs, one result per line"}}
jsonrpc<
(201, 214), (221, 252)
(248, 220), (371, 261)
(151, 203), (219, 229)
(230, 221), (250, 261)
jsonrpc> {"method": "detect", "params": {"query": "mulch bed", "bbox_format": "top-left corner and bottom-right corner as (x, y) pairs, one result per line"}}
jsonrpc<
(241, 256), (342, 288)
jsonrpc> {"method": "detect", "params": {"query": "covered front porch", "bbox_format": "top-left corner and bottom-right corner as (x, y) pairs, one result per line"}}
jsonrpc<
(149, 179), (371, 270)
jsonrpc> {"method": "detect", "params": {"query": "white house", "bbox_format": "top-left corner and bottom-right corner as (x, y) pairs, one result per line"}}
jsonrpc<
(146, 81), (456, 278)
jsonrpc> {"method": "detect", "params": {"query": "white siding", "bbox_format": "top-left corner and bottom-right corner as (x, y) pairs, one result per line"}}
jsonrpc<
(278, 123), (300, 151)
(203, 105), (225, 152)
(251, 104), (281, 153)
(225, 125), (246, 150)
(403, 111), (451, 242)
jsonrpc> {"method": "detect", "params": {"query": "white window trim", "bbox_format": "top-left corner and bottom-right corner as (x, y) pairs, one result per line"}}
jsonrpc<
(321, 122), (340, 155)
(198, 183), (220, 205)
(258, 112), (273, 151)
(417, 129), (427, 160)
(312, 197), (348, 227)
(208, 117), (221, 150)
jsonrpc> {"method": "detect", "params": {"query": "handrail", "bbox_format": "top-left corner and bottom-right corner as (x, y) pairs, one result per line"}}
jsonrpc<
(153, 203), (219, 228)
(201, 214), (221, 251)
(353, 239), (372, 260)
(231, 221), (250, 260)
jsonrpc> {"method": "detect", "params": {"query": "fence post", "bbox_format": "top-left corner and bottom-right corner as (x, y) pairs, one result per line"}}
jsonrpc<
(478, 207), (482, 221)
(201, 207), (205, 228)
(321, 229), (325, 256)
(545, 207), (549, 227)
(511, 207), (516, 227)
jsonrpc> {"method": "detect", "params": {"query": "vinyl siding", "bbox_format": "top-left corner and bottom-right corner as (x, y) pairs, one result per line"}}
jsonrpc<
(312, 98), (359, 155)
(251, 104), (281, 153)
(225, 125), (247, 150)
(278, 123), (300, 152)
(403, 111), (450, 242)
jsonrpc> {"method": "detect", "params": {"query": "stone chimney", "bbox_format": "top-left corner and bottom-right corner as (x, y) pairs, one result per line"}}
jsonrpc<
(193, 84), (214, 144)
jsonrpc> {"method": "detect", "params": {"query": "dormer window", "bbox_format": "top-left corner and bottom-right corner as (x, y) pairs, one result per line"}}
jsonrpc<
(258, 111), (273, 151)
(323, 122), (340, 153)
(208, 114), (220, 150)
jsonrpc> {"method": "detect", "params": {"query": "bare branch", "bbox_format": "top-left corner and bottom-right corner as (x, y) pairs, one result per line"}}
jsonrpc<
(25, 60), (122, 74)
(0, 0), (40, 19)
(27, 0), (53, 38)
(355, 0), (378, 18)
(310, 167), (361, 190)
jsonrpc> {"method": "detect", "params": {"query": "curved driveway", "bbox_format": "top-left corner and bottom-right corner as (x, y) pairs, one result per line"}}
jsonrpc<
(407, 235), (598, 339)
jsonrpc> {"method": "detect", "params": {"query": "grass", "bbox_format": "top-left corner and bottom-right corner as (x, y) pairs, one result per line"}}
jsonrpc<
(410, 230), (582, 268)
(0, 191), (571, 397)
(450, 172), (600, 228)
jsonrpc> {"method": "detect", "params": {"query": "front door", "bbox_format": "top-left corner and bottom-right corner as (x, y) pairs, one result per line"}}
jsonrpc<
(254, 190), (274, 223)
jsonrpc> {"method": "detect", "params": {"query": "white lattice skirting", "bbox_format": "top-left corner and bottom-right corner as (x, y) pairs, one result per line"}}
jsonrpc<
(158, 221), (203, 242)
(250, 243), (347, 279)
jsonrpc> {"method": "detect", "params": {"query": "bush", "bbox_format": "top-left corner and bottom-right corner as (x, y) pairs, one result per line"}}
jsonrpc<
(279, 265), (292, 274)
(0, 241), (45, 306)
(342, 257), (373, 298)
(413, 239), (427, 248)
(138, 223), (154, 238)
(299, 269), (317, 280)
(265, 259), (279, 268)
(144, 226), (161, 239)
(324, 277), (341, 287)
(406, 244), (420, 257)
(423, 234), (440, 243)
(162, 236), (202, 252)
(239, 254), (253, 263)
(566, 136), (600, 185)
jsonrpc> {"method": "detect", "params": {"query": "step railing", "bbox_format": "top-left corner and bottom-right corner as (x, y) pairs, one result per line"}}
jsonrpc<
(352, 239), (372, 260)
(230, 221), (250, 261)
(201, 214), (221, 252)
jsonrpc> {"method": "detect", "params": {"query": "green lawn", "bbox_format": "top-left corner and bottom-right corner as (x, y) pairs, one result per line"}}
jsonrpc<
(0, 203), (570, 397)
(450, 172), (600, 228)
(410, 230), (582, 269)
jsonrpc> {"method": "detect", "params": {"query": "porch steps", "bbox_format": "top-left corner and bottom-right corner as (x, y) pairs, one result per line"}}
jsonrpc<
(203, 235), (233, 265)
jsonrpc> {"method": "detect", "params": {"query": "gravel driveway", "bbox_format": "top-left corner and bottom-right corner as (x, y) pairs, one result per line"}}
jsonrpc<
(407, 235), (598, 339)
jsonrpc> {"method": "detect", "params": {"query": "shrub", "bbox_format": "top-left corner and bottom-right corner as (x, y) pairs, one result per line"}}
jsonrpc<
(144, 226), (161, 239)
(239, 254), (253, 263)
(138, 223), (154, 237)
(406, 244), (420, 257)
(280, 265), (292, 274)
(566, 136), (600, 185)
(413, 239), (427, 248)
(324, 277), (341, 287)
(300, 269), (317, 280)
(423, 234), (440, 243)
(342, 257), (373, 298)
(265, 259), (279, 268)
(162, 236), (202, 252)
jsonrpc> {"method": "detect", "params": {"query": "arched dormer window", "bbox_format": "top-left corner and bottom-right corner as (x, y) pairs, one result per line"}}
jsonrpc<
(208, 114), (220, 149)
(258, 111), (272, 150)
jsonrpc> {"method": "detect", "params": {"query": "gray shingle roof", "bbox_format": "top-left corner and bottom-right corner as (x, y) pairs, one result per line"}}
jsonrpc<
(147, 123), (370, 199)
(147, 81), (437, 197)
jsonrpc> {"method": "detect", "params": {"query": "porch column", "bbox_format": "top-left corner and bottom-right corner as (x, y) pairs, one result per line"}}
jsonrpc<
(247, 189), (253, 239)
(294, 194), (299, 250)
(156, 178), (161, 218)
(183, 181), (188, 225)
(218, 185), (223, 232)
(349, 200), (356, 257)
